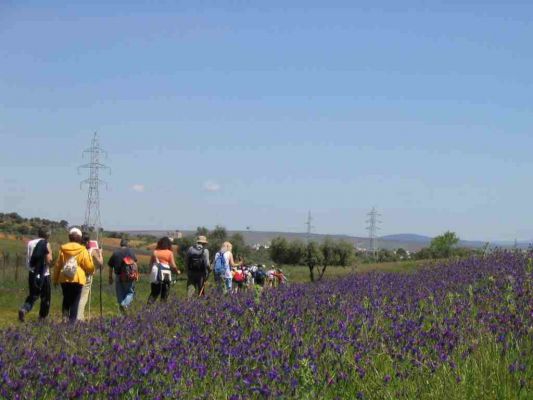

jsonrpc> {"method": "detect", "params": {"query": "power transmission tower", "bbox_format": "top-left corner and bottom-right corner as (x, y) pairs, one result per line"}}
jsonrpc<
(305, 211), (315, 243)
(78, 132), (110, 319)
(79, 132), (110, 242)
(366, 207), (381, 258)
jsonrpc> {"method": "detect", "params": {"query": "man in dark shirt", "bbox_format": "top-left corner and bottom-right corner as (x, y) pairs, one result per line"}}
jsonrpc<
(185, 236), (210, 298)
(108, 239), (137, 313)
(19, 227), (52, 322)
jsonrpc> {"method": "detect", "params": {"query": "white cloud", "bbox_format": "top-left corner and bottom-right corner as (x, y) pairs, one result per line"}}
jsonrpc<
(203, 180), (221, 192)
(132, 184), (145, 193)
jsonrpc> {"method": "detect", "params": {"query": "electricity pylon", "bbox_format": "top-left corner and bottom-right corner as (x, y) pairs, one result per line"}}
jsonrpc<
(366, 207), (381, 258)
(78, 132), (110, 319)
(305, 211), (315, 243)
(79, 132), (110, 242)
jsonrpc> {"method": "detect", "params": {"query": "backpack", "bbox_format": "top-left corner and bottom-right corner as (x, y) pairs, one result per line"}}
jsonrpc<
(214, 252), (227, 276)
(61, 256), (78, 279)
(120, 256), (139, 282)
(188, 246), (207, 272)
(233, 270), (245, 283)
(254, 269), (266, 285)
(29, 239), (48, 276)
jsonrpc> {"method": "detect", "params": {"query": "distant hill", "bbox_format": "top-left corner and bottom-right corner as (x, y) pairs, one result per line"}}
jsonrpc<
(380, 234), (433, 244)
(126, 230), (431, 252)
(379, 233), (521, 250)
(125, 229), (527, 252)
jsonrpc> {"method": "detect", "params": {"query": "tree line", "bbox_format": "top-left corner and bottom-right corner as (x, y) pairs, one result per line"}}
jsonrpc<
(268, 231), (478, 281)
(269, 237), (355, 282)
(0, 212), (68, 236)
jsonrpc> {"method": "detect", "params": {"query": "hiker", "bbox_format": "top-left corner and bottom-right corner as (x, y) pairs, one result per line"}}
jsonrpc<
(252, 265), (267, 287)
(148, 237), (180, 303)
(185, 235), (210, 298)
(267, 268), (277, 288)
(213, 241), (241, 294)
(77, 232), (103, 321)
(108, 238), (138, 313)
(53, 228), (95, 322)
(273, 268), (288, 286)
(18, 227), (53, 322)
(232, 267), (246, 292)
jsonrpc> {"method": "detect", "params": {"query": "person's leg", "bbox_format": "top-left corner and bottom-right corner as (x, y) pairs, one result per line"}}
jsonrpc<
(61, 283), (71, 321)
(69, 284), (83, 322)
(19, 272), (40, 321)
(161, 280), (170, 301)
(115, 279), (125, 305)
(214, 273), (223, 294)
(38, 276), (51, 319)
(197, 274), (206, 296)
(225, 278), (232, 294)
(121, 281), (135, 308)
(186, 275), (196, 299)
(148, 283), (161, 304)
(77, 278), (92, 321)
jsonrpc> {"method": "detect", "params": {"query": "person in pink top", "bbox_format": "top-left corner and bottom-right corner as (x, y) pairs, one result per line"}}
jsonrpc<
(147, 237), (180, 303)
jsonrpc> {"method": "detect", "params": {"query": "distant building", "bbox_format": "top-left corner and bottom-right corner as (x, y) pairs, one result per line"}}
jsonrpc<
(252, 243), (270, 250)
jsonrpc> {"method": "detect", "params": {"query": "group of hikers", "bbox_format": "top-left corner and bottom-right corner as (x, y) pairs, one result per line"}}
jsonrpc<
(18, 228), (286, 323)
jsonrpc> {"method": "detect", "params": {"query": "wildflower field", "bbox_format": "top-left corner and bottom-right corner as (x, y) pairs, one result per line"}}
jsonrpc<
(0, 252), (531, 399)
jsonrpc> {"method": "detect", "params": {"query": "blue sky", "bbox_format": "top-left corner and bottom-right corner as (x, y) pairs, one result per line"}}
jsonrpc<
(1, 1), (533, 241)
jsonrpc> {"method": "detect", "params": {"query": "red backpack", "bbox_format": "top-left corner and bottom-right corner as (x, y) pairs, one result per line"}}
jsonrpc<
(233, 270), (245, 283)
(120, 256), (139, 282)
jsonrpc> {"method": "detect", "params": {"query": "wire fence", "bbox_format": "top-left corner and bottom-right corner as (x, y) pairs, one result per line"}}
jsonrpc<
(0, 251), (26, 282)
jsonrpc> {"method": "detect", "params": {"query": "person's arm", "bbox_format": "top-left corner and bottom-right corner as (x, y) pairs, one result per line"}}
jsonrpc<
(81, 249), (95, 276)
(204, 249), (210, 273)
(45, 242), (53, 265)
(108, 253), (115, 284)
(107, 253), (115, 268)
(228, 253), (242, 268)
(53, 251), (62, 285)
(169, 252), (180, 274)
(90, 248), (103, 267)
(108, 265), (114, 284)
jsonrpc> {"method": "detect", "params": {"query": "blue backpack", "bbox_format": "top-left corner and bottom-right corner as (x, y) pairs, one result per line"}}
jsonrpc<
(214, 252), (227, 276)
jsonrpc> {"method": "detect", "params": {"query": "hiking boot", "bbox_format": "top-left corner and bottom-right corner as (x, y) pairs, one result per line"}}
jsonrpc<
(18, 309), (26, 322)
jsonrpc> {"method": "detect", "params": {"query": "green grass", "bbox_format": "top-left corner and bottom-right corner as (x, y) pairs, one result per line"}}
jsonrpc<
(0, 237), (26, 253)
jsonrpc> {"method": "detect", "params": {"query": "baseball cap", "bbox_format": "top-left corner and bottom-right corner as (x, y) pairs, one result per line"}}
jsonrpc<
(69, 227), (83, 237)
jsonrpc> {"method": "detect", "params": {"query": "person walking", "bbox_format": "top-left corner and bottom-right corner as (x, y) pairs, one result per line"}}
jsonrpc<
(77, 232), (103, 321)
(108, 238), (138, 313)
(53, 228), (95, 322)
(148, 237), (180, 303)
(185, 236), (210, 298)
(213, 241), (241, 295)
(18, 227), (53, 322)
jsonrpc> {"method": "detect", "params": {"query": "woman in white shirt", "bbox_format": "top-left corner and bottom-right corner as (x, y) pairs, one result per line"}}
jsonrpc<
(213, 241), (241, 294)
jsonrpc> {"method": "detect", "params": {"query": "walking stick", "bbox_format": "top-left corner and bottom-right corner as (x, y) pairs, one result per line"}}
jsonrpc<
(88, 285), (91, 320)
(199, 270), (210, 297)
(99, 264), (103, 318)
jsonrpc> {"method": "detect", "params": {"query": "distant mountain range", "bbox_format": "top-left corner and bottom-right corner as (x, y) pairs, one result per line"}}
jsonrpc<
(126, 229), (531, 252)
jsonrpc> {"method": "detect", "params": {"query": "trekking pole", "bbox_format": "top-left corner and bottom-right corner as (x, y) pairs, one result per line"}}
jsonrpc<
(99, 264), (103, 318)
(88, 285), (92, 320)
(199, 270), (210, 297)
